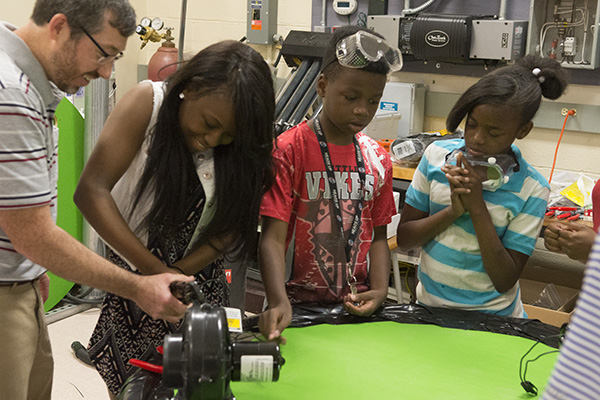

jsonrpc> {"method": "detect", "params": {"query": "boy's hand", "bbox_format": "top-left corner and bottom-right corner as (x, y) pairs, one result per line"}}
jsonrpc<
(258, 302), (292, 345)
(343, 289), (386, 317)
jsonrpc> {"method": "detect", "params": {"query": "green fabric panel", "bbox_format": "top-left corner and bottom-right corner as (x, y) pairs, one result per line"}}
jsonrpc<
(231, 321), (558, 399)
(45, 98), (85, 312)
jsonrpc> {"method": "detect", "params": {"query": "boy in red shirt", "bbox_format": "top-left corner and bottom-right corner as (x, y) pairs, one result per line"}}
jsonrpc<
(258, 26), (400, 342)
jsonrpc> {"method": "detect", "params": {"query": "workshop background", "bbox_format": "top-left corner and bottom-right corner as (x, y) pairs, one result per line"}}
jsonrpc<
(4, 1), (600, 398)
(7, 0), (600, 182)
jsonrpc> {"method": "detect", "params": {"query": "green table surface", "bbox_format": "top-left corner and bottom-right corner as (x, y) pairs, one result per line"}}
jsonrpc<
(230, 321), (558, 399)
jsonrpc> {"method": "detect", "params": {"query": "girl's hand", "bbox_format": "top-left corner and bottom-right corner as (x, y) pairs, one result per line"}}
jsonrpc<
(441, 161), (468, 217)
(455, 153), (485, 213)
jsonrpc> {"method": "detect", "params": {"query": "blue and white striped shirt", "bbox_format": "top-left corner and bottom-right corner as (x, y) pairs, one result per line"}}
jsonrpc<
(0, 22), (63, 280)
(543, 233), (600, 400)
(405, 139), (550, 317)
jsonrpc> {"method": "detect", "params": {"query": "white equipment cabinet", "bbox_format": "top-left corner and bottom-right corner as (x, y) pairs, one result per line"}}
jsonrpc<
(363, 81), (425, 140)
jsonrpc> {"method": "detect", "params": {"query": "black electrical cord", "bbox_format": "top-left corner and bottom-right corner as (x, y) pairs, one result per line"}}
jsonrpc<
(71, 341), (94, 367)
(62, 284), (104, 305)
(356, 12), (367, 27)
(518, 330), (565, 396)
(273, 50), (283, 68)
(64, 292), (104, 304)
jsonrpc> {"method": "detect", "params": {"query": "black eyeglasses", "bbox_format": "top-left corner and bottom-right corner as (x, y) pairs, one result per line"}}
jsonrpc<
(79, 26), (124, 65)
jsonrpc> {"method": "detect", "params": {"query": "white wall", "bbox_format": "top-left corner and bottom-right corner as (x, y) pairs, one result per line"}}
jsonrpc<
(5, 0), (600, 181)
(3, 1), (34, 27)
(138, 0), (312, 88)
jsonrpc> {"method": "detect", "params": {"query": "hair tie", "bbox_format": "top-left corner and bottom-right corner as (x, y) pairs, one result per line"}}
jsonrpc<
(532, 68), (545, 83)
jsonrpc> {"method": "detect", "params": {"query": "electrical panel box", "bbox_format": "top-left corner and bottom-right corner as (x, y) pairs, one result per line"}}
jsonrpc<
(527, 0), (600, 69)
(363, 82), (425, 140)
(247, 0), (278, 45)
(367, 15), (403, 48)
(470, 20), (528, 61)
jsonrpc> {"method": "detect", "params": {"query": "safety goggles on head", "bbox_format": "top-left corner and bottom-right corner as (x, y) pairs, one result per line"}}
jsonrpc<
(445, 147), (519, 192)
(336, 30), (403, 72)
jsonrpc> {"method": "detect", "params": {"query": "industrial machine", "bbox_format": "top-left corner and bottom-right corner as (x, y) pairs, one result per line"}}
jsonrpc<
(274, 30), (331, 135)
(368, 13), (528, 64)
(118, 282), (284, 400)
(367, 1), (599, 69)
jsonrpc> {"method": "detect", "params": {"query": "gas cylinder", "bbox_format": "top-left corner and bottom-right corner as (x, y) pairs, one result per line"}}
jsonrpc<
(148, 35), (178, 81)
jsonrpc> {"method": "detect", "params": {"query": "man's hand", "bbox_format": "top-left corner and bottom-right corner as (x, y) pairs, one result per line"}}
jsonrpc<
(132, 273), (194, 323)
(258, 302), (292, 345)
(343, 288), (386, 317)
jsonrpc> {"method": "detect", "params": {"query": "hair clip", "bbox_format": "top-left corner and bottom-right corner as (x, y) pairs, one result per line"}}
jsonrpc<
(532, 68), (545, 83)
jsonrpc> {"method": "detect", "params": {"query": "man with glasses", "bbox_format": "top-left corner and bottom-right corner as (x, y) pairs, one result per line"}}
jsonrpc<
(0, 1), (191, 399)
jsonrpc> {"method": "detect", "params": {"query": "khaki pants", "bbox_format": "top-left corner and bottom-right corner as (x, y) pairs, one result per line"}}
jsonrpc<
(0, 281), (53, 400)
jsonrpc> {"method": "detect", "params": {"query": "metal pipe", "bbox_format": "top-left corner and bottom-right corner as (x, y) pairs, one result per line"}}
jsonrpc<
(178, 0), (188, 64)
(275, 67), (299, 104)
(289, 82), (319, 126)
(278, 60), (321, 123)
(498, 0), (507, 20)
(275, 60), (312, 120)
(321, 0), (327, 28)
(402, 0), (437, 16)
(83, 78), (109, 255)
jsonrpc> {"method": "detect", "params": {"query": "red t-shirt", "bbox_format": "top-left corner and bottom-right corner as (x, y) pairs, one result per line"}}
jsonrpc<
(260, 121), (396, 304)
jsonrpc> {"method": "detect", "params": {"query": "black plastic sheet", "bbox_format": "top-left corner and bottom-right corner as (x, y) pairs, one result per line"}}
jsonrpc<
(282, 303), (562, 348)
